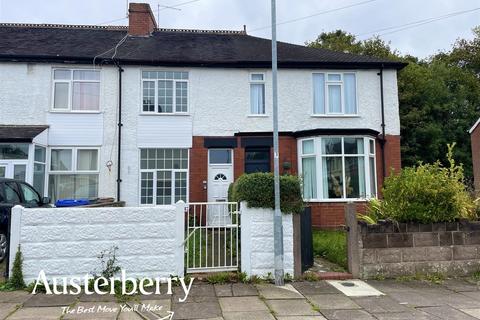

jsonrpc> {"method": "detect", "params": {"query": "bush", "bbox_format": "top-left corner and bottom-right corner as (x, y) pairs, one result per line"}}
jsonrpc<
(230, 173), (303, 214)
(9, 246), (25, 290)
(368, 144), (476, 223)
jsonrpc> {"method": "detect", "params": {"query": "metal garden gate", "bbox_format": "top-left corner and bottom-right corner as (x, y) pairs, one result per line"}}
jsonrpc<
(184, 202), (240, 273)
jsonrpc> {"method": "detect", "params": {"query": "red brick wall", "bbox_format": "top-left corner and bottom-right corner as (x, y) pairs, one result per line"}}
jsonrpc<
(471, 126), (480, 193)
(128, 3), (156, 36)
(190, 134), (401, 228)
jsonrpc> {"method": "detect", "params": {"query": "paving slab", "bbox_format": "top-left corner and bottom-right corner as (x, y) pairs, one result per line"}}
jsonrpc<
(218, 296), (268, 312)
(387, 290), (446, 307)
(117, 311), (144, 320)
(352, 296), (412, 313)
(256, 284), (304, 299)
(171, 301), (222, 320)
(292, 281), (342, 295)
(373, 310), (442, 320)
(134, 299), (171, 319)
(419, 306), (478, 320)
(214, 284), (232, 297)
(62, 302), (121, 319)
(7, 306), (63, 320)
(461, 309), (480, 319)
(460, 291), (480, 301)
(22, 293), (78, 307)
(222, 311), (275, 320)
(231, 283), (257, 296)
(173, 284), (216, 303)
(78, 293), (117, 302)
(306, 294), (361, 310)
(0, 291), (32, 304)
(276, 316), (327, 320)
(441, 293), (480, 309)
(0, 303), (18, 319)
(326, 280), (384, 297)
(265, 299), (319, 316)
(442, 280), (479, 292)
(363, 280), (413, 293)
(321, 309), (377, 320)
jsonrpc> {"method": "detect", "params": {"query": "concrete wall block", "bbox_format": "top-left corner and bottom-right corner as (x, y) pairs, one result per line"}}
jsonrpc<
(388, 233), (413, 248)
(424, 246), (453, 261)
(362, 263), (415, 279)
(361, 249), (376, 265)
(413, 233), (439, 247)
(464, 231), (480, 245)
(376, 249), (402, 263)
(401, 247), (427, 262)
(452, 246), (479, 260)
(362, 233), (388, 248)
(453, 232), (465, 245)
(439, 232), (453, 246)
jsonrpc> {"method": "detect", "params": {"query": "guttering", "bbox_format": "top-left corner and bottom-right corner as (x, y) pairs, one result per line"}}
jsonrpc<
(379, 64), (386, 178)
(114, 60), (124, 201)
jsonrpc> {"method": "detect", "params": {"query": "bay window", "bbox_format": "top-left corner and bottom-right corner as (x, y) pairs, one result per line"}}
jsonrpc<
(141, 71), (189, 114)
(139, 148), (188, 205)
(52, 69), (100, 111)
(250, 73), (266, 115)
(313, 72), (357, 115)
(33, 146), (46, 196)
(299, 137), (376, 200)
(48, 147), (99, 201)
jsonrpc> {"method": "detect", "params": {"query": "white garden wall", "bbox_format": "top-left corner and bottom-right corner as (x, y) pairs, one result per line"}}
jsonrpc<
(240, 202), (294, 277)
(9, 203), (185, 283)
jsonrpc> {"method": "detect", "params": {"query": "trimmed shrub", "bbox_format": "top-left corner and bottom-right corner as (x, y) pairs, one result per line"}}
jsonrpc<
(9, 246), (25, 290)
(368, 144), (476, 223)
(231, 173), (303, 214)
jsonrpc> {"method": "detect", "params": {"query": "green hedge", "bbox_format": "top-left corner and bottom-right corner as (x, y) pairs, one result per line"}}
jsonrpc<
(229, 173), (303, 214)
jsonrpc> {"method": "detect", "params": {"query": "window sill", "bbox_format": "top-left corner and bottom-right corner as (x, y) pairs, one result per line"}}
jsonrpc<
(303, 198), (371, 203)
(49, 110), (102, 114)
(247, 114), (269, 118)
(310, 114), (360, 118)
(139, 113), (191, 116)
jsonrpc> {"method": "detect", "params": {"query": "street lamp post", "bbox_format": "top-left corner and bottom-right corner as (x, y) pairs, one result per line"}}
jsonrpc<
(270, 0), (284, 286)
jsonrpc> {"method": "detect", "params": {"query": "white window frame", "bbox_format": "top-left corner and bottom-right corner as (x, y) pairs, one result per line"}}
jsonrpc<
(249, 72), (267, 116)
(138, 148), (190, 206)
(297, 136), (376, 202)
(51, 68), (101, 112)
(208, 149), (233, 166)
(312, 72), (358, 116)
(49, 147), (100, 174)
(140, 71), (189, 115)
(300, 139), (317, 200)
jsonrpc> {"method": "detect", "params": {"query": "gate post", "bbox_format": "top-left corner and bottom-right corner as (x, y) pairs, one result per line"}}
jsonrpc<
(175, 201), (186, 277)
(345, 202), (360, 278)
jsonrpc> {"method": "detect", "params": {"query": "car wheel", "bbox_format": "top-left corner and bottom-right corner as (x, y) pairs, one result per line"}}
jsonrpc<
(0, 232), (7, 263)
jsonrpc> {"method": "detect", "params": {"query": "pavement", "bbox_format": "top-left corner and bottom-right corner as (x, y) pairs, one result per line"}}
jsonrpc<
(0, 279), (479, 319)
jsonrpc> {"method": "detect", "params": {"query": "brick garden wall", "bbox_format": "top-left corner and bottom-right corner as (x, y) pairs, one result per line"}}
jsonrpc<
(358, 220), (480, 278)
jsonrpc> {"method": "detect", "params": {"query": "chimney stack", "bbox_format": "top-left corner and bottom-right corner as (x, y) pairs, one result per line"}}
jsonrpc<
(128, 3), (157, 36)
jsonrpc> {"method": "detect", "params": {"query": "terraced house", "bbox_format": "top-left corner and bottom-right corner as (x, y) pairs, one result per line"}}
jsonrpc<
(0, 3), (405, 228)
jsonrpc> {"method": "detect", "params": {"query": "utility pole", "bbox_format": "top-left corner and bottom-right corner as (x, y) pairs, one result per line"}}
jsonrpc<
(271, 0), (284, 286)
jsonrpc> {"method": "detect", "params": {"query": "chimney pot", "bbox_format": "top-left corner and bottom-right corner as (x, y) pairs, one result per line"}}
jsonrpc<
(128, 3), (157, 36)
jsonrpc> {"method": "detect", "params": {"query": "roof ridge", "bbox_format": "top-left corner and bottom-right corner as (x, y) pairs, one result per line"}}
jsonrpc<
(0, 23), (246, 34)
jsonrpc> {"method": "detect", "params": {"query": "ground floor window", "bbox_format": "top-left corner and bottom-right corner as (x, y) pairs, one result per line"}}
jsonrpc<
(244, 147), (270, 173)
(33, 145), (46, 196)
(299, 136), (376, 200)
(139, 148), (188, 205)
(48, 147), (99, 201)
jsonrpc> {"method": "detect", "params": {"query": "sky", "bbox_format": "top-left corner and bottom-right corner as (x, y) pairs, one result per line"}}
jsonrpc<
(0, 0), (478, 58)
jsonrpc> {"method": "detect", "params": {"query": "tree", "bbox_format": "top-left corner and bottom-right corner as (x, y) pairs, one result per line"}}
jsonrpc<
(307, 29), (480, 180)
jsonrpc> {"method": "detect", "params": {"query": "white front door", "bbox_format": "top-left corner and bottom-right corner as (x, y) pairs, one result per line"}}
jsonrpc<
(207, 149), (234, 225)
(0, 161), (27, 181)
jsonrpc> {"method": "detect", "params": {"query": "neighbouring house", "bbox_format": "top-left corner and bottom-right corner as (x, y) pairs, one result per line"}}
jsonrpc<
(470, 118), (480, 193)
(0, 3), (405, 228)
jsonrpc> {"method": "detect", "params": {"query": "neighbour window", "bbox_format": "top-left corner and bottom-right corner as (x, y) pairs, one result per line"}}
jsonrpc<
(52, 69), (100, 111)
(48, 147), (99, 201)
(250, 73), (266, 115)
(313, 73), (357, 115)
(299, 137), (376, 200)
(0, 144), (29, 159)
(141, 71), (189, 114)
(33, 146), (46, 196)
(139, 148), (189, 205)
(245, 147), (270, 173)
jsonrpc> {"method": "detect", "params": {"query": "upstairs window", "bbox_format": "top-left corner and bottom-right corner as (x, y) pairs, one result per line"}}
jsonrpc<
(142, 71), (189, 114)
(250, 73), (266, 115)
(52, 69), (100, 111)
(313, 73), (357, 115)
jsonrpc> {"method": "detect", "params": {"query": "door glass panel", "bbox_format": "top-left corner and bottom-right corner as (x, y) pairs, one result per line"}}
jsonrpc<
(13, 164), (26, 181)
(209, 150), (232, 164)
(0, 166), (5, 178)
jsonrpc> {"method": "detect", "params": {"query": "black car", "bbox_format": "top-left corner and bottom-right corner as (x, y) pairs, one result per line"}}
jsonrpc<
(0, 178), (50, 262)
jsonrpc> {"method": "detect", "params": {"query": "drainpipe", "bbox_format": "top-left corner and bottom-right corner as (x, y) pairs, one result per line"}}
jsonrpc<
(115, 61), (124, 201)
(378, 64), (386, 179)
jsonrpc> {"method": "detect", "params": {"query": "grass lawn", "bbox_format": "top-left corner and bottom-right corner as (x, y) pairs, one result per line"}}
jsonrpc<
(312, 230), (347, 270)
